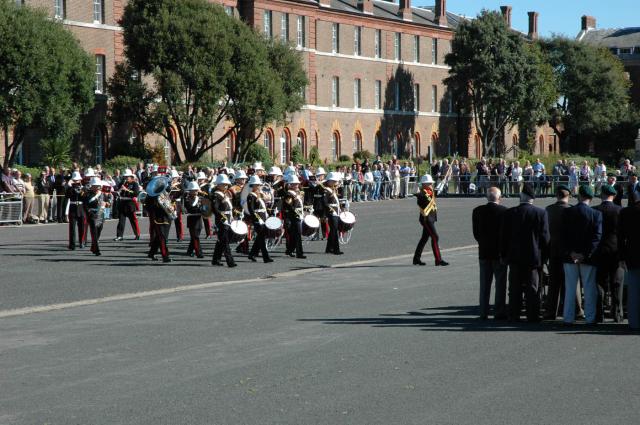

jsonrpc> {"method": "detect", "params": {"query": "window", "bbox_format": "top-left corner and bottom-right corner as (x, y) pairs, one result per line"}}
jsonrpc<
(54, 0), (65, 19)
(619, 48), (631, 54)
(354, 26), (362, 56)
(93, 0), (104, 23)
(296, 16), (305, 48)
(263, 10), (272, 38)
(281, 13), (289, 41)
(224, 6), (234, 16)
(375, 132), (381, 155)
(297, 130), (307, 158)
(332, 77), (340, 107)
(374, 80), (382, 110)
(353, 78), (361, 109)
(280, 131), (289, 164)
(94, 127), (103, 164)
(413, 35), (420, 62)
(263, 130), (273, 155)
(392, 134), (399, 156)
(353, 132), (362, 153)
(332, 23), (340, 53)
(414, 84), (420, 112)
(432, 38), (438, 64)
(448, 93), (453, 113)
(374, 29), (381, 58)
(225, 134), (233, 160)
(331, 132), (340, 161)
(394, 81), (400, 111)
(95, 55), (105, 93)
(394, 33), (401, 60)
(431, 85), (438, 112)
(609, 47), (618, 55)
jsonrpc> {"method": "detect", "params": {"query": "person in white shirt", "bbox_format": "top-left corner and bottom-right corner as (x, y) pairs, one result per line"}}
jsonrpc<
(363, 169), (374, 201)
(510, 161), (523, 195)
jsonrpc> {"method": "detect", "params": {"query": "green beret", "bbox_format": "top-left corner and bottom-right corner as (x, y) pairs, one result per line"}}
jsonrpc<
(578, 185), (594, 199)
(555, 184), (570, 194)
(600, 185), (617, 196)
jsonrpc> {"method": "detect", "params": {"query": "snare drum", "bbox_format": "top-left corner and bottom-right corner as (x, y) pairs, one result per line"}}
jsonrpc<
(301, 214), (320, 236)
(338, 211), (356, 232)
(229, 220), (248, 243)
(264, 216), (283, 239)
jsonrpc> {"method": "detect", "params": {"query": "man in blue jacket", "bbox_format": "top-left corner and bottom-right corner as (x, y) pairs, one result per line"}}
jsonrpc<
(561, 185), (602, 325)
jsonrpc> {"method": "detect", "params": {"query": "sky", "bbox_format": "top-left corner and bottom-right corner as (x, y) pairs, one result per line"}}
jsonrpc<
(413, 0), (639, 38)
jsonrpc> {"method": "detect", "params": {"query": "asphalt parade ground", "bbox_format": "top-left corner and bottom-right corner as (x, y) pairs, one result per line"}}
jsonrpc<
(1, 197), (639, 424)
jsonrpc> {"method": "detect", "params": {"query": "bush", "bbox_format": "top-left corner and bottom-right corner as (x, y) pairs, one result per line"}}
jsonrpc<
(308, 146), (321, 166)
(244, 143), (271, 165)
(338, 154), (351, 162)
(14, 165), (42, 178)
(290, 144), (304, 165)
(40, 137), (71, 168)
(104, 155), (144, 173)
(353, 150), (372, 162)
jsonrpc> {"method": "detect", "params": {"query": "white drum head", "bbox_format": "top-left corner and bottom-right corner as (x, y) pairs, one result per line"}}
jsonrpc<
(265, 216), (283, 230)
(230, 220), (248, 235)
(303, 214), (320, 228)
(339, 211), (356, 224)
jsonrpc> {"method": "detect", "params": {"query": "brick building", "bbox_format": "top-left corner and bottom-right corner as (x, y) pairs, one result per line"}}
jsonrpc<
(4, 0), (557, 166)
(578, 15), (640, 108)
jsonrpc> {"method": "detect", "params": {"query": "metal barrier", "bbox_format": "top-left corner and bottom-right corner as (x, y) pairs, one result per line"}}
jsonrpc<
(0, 193), (23, 225)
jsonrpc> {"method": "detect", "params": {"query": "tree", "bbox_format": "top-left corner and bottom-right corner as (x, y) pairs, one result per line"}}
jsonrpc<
(0, 0), (94, 167)
(227, 34), (307, 163)
(445, 10), (554, 157)
(545, 37), (631, 153)
(121, 0), (235, 164)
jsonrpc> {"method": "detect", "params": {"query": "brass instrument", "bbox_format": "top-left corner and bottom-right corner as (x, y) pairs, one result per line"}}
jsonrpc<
(420, 190), (437, 218)
(146, 176), (177, 220)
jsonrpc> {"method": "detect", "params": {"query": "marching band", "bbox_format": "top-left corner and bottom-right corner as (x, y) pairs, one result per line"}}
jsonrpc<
(61, 162), (358, 266)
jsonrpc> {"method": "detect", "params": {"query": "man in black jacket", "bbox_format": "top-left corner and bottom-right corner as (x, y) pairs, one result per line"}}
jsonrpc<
(562, 185), (602, 325)
(543, 184), (572, 320)
(472, 187), (508, 320)
(619, 191), (640, 329)
(500, 184), (550, 322)
(593, 185), (623, 323)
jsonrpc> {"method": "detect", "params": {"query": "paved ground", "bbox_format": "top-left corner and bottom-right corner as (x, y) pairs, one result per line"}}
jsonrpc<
(1, 197), (638, 425)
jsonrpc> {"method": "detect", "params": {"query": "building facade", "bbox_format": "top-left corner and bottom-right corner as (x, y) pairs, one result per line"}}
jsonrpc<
(4, 0), (557, 166)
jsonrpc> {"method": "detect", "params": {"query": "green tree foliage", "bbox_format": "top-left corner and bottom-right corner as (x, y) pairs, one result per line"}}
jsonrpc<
(0, 0), (94, 167)
(445, 10), (555, 157)
(40, 137), (72, 168)
(121, 0), (235, 164)
(545, 37), (631, 153)
(308, 146), (321, 167)
(290, 144), (304, 165)
(244, 143), (271, 165)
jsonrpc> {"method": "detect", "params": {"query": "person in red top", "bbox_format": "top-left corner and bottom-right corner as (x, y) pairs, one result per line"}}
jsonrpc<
(413, 175), (449, 267)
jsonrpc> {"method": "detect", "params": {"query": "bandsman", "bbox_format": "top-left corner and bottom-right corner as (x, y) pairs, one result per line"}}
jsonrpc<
(283, 174), (306, 259)
(169, 169), (184, 242)
(322, 172), (343, 255)
(210, 174), (237, 267)
(246, 176), (273, 263)
(65, 171), (86, 250)
(413, 174), (448, 267)
(83, 177), (106, 256)
(114, 169), (141, 241)
(184, 180), (204, 258)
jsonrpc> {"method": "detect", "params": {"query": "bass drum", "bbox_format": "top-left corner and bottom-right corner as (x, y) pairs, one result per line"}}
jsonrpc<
(229, 220), (248, 244)
(338, 211), (356, 232)
(199, 198), (213, 218)
(264, 216), (283, 239)
(301, 214), (320, 237)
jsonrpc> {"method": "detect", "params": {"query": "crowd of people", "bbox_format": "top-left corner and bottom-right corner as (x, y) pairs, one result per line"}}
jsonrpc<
(472, 183), (640, 330)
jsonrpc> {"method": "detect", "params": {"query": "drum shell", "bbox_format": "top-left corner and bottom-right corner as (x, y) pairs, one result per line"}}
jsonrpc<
(338, 211), (356, 232)
(301, 214), (320, 236)
(264, 216), (283, 239)
(200, 198), (213, 217)
(229, 220), (248, 243)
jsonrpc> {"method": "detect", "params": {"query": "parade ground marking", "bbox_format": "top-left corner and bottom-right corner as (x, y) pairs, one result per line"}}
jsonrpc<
(0, 244), (477, 319)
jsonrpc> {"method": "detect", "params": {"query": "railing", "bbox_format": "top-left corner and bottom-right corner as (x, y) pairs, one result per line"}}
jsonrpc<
(0, 192), (24, 225)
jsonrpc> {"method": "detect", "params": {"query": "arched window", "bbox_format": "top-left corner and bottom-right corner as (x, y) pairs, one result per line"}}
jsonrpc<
(225, 132), (235, 161)
(474, 134), (481, 158)
(392, 134), (399, 157)
(374, 131), (381, 155)
(512, 134), (519, 146)
(353, 131), (362, 153)
(414, 132), (421, 156)
(280, 129), (290, 164)
(538, 135), (545, 155)
(296, 130), (307, 159)
(331, 131), (341, 161)
(263, 129), (274, 157)
(410, 135), (417, 158)
(430, 132), (439, 160)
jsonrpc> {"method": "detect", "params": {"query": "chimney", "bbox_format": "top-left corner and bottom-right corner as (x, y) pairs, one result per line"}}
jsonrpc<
(500, 5), (512, 28)
(357, 0), (373, 15)
(528, 11), (539, 39)
(399, 0), (412, 21)
(581, 15), (596, 31)
(435, 0), (447, 26)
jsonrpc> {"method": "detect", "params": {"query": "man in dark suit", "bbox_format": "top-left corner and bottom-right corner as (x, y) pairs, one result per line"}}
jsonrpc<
(618, 191), (640, 329)
(473, 187), (508, 320)
(593, 185), (623, 323)
(562, 185), (602, 325)
(607, 174), (624, 206)
(627, 173), (639, 197)
(500, 184), (550, 322)
(543, 184), (572, 320)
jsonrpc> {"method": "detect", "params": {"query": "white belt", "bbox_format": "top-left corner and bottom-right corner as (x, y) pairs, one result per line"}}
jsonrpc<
(255, 209), (267, 213)
(70, 201), (83, 205)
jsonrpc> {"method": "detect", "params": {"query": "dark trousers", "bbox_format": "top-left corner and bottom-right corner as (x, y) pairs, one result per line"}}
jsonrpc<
(479, 259), (507, 318)
(174, 206), (184, 240)
(414, 217), (442, 264)
(87, 216), (103, 254)
(249, 223), (271, 261)
(56, 194), (66, 222)
(508, 264), (541, 322)
(286, 218), (304, 256)
(68, 213), (86, 249)
(212, 224), (235, 266)
(325, 215), (340, 253)
(149, 222), (170, 259)
(596, 258), (624, 322)
(545, 257), (565, 319)
(116, 203), (140, 238)
(187, 216), (203, 257)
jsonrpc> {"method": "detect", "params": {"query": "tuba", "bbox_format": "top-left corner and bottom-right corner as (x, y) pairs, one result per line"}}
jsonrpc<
(146, 176), (178, 220)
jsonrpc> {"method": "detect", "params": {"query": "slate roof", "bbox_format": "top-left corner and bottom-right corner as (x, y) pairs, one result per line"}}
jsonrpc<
(580, 27), (640, 49)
